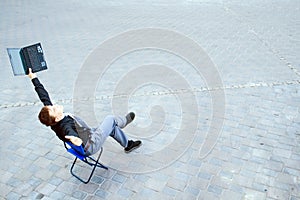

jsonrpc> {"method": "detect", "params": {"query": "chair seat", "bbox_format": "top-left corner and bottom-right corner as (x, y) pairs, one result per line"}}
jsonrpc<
(67, 148), (86, 160)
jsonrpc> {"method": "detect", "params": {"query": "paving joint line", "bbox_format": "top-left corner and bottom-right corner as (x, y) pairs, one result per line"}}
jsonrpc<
(1, 80), (299, 109)
(223, 4), (300, 77)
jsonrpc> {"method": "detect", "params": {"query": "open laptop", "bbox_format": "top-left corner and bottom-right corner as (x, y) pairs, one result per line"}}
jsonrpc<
(7, 43), (48, 76)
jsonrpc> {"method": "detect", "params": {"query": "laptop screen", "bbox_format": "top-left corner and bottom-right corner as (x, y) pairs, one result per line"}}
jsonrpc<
(7, 48), (25, 76)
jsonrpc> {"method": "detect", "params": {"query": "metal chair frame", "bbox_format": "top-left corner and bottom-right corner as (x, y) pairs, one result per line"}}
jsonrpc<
(64, 142), (108, 184)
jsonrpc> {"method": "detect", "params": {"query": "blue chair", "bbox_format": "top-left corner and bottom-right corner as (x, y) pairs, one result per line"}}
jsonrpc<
(64, 141), (108, 184)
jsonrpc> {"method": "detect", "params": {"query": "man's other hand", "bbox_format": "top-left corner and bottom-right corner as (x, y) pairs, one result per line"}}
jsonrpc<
(65, 135), (83, 146)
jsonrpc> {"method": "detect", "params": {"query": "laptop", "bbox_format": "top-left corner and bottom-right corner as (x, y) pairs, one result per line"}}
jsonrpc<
(7, 43), (48, 76)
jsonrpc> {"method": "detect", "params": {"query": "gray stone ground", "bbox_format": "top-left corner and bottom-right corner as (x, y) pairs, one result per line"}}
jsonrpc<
(0, 0), (299, 199)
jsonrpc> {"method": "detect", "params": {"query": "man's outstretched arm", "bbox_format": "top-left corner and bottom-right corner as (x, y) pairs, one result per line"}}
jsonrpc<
(28, 68), (53, 106)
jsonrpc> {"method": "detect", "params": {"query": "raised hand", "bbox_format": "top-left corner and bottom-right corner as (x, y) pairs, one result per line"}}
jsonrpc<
(28, 68), (37, 80)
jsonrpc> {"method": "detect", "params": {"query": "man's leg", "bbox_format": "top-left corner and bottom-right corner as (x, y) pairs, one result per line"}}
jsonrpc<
(98, 114), (142, 152)
(98, 115), (128, 147)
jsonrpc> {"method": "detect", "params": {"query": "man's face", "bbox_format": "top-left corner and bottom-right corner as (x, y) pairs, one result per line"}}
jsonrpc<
(48, 105), (64, 118)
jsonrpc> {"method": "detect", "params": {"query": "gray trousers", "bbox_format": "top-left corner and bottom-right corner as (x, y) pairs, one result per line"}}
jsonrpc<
(84, 115), (129, 155)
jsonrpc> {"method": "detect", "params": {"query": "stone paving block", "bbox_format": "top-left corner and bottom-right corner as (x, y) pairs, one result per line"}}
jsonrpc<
(222, 189), (243, 200)
(84, 195), (98, 200)
(34, 168), (55, 181)
(230, 184), (245, 195)
(56, 181), (79, 196)
(261, 168), (278, 178)
(211, 175), (232, 189)
(6, 192), (21, 200)
(33, 157), (53, 169)
(53, 156), (72, 168)
(94, 189), (109, 199)
(112, 173), (128, 184)
(175, 171), (191, 182)
(48, 176), (64, 186)
(185, 185), (201, 197)
(71, 190), (87, 199)
(240, 169), (257, 179)
(27, 176), (43, 189)
(188, 159), (202, 168)
(219, 170), (234, 180)
(243, 188), (267, 200)
(265, 160), (284, 172)
(166, 177), (187, 192)
(233, 174), (255, 188)
(0, 183), (13, 197)
(78, 182), (99, 194)
(189, 176), (209, 190)
(267, 187), (290, 200)
(249, 156), (267, 165)
(117, 188), (134, 199)
(122, 177), (144, 194)
(200, 162), (222, 176)
(209, 157), (225, 167)
(144, 177), (166, 192)
(48, 163), (61, 174)
(133, 174), (150, 183)
(285, 159), (300, 171)
(272, 181), (291, 192)
(95, 168), (116, 179)
(48, 191), (66, 199)
(19, 191), (42, 200)
(241, 161), (263, 173)
(252, 180), (269, 192)
(0, 170), (13, 184)
(174, 192), (196, 200)
(100, 179), (122, 194)
(35, 182), (56, 196)
(90, 175), (105, 185)
(252, 148), (272, 159)
(162, 186), (179, 198)
(197, 171), (213, 180)
(105, 193), (125, 200)
(13, 182), (34, 197)
(44, 151), (59, 161)
(229, 156), (245, 166)
(198, 191), (219, 200)
(6, 176), (23, 188)
(283, 167), (300, 177)
(254, 174), (276, 187)
(132, 189), (170, 200)
(208, 184), (223, 195)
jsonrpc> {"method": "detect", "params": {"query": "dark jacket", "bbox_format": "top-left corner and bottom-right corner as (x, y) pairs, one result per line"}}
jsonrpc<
(32, 78), (79, 142)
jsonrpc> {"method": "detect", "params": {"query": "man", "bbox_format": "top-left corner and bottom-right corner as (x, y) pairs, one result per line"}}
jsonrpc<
(28, 68), (142, 155)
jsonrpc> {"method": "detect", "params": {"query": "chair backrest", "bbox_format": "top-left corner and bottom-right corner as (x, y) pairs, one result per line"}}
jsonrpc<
(65, 141), (86, 160)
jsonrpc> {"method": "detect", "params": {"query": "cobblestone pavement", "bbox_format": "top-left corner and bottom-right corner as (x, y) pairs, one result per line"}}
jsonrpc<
(0, 0), (299, 199)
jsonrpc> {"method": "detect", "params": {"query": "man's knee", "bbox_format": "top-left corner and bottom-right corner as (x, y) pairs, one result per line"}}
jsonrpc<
(104, 115), (116, 125)
(104, 115), (114, 120)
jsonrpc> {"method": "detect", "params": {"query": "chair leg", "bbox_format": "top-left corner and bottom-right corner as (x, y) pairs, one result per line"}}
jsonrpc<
(70, 157), (89, 184)
(69, 148), (108, 184)
(86, 148), (109, 170)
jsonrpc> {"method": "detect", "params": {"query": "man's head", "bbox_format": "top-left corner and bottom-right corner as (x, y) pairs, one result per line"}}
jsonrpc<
(38, 105), (64, 126)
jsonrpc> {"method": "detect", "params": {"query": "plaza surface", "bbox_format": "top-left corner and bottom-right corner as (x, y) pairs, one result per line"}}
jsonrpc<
(0, 0), (299, 199)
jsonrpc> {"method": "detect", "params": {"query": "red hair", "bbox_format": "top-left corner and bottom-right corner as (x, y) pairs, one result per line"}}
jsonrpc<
(38, 106), (56, 126)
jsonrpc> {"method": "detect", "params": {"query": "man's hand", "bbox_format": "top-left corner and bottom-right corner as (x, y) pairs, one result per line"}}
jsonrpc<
(28, 68), (37, 79)
(65, 135), (83, 146)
